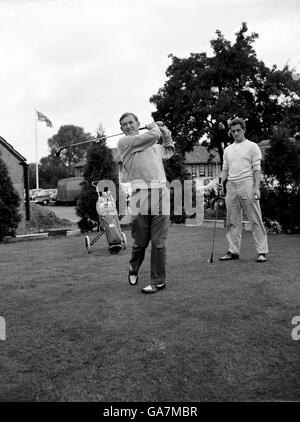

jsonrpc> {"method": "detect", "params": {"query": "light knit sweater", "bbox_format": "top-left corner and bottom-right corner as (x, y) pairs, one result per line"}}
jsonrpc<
(117, 123), (174, 190)
(222, 139), (262, 182)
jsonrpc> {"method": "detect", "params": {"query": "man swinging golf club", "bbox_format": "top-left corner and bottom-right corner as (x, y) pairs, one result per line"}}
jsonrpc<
(118, 112), (174, 293)
(218, 117), (269, 262)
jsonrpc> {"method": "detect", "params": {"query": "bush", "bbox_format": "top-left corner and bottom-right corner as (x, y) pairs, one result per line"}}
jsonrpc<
(0, 154), (21, 240)
(260, 183), (300, 234)
(261, 125), (300, 234)
(76, 137), (119, 226)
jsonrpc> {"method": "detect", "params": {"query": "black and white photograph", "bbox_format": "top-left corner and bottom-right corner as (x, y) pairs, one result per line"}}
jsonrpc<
(0, 0), (300, 408)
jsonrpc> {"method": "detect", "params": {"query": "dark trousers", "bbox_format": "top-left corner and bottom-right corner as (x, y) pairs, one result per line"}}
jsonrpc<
(129, 188), (170, 285)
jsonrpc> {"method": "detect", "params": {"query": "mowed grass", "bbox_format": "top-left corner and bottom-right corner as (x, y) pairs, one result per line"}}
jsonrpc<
(0, 225), (300, 402)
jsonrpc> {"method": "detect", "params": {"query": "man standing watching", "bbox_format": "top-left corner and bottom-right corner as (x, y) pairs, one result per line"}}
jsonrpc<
(118, 113), (174, 293)
(218, 117), (268, 262)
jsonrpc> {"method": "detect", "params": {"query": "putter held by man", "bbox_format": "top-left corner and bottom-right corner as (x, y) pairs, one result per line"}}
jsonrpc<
(207, 177), (222, 263)
(217, 117), (268, 263)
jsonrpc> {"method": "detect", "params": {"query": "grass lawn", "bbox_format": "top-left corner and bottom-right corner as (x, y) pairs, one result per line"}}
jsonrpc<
(1, 225), (300, 402)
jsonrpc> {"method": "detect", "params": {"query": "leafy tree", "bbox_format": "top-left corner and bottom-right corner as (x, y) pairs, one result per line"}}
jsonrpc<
(28, 163), (37, 189)
(164, 151), (186, 183)
(28, 156), (73, 189)
(28, 125), (92, 189)
(47, 125), (92, 168)
(38, 153), (74, 188)
(261, 125), (300, 233)
(164, 151), (193, 223)
(76, 128), (119, 224)
(0, 153), (21, 240)
(263, 126), (300, 191)
(150, 22), (300, 166)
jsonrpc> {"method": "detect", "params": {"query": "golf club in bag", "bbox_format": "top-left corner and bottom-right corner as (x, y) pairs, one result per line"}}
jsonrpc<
(85, 182), (127, 254)
(207, 177), (224, 263)
(55, 127), (147, 157)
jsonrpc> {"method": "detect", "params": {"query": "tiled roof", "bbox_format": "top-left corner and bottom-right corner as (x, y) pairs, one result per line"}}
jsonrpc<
(74, 146), (221, 166)
(0, 136), (27, 162)
(184, 145), (220, 164)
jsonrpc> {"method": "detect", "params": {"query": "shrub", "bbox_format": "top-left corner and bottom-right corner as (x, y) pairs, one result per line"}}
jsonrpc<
(76, 137), (119, 230)
(260, 182), (300, 234)
(0, 154), (21, 240)
(262, 125), (300, 234)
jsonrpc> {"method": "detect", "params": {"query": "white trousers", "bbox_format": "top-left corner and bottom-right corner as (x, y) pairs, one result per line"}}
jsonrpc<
(225, 179), (268, 255)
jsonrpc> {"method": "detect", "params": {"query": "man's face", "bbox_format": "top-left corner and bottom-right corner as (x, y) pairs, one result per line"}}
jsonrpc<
(230, 124), (245, 143)
(120, 114), (140, 136)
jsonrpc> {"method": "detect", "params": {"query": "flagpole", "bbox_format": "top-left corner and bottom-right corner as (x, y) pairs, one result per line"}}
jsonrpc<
(35, 109), (39, 189)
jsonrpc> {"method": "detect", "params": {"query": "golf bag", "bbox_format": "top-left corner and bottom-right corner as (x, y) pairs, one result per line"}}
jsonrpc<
(85, 182), (127, 254)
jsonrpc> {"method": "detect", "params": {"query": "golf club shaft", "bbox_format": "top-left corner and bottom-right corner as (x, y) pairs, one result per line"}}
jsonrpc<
(209, 177), (222, 262)
(56, 127), (147, 157)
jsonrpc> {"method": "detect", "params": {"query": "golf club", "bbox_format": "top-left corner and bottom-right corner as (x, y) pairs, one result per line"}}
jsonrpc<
(207, 177), (222, 263)
(55, 127), (147, 157)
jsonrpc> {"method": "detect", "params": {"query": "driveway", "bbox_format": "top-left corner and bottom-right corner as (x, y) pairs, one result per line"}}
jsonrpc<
(45, 204), (79, 223)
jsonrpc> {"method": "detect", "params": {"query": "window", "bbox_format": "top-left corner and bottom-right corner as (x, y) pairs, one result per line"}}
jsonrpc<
(191, 165), (196, 177)
(199, 164), (205, 177)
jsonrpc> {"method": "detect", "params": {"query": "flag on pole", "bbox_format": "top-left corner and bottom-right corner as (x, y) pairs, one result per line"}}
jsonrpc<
(36, 110), (53, 127)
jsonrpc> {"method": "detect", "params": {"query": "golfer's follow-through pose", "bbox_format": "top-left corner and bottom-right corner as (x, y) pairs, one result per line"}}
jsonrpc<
(218, 117), (269, 262)
(118, 113), (174, 293)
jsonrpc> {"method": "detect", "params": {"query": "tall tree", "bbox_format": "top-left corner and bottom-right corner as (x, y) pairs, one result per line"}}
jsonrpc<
(150, 22), (300, 165)
(261, 125), (300, 233)
(38, 153), (74, 188)
(0, 153), (21, 240)
(47, 125), (92, 168)
(28, 155), (74, 189)
(76, 127), (119, 222)
(263, 126), (300, 192)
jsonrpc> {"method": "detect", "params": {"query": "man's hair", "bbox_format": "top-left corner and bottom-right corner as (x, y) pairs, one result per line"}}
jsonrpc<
(228, 117), (246, 130)
(119, 112), (139, 125)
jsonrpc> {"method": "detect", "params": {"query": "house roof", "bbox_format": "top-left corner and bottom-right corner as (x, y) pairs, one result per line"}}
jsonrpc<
(74, 145), (221, 167)
(0, 136), (27, 162)
(73, 160), (86, 168)
(184, 145), (220, 164)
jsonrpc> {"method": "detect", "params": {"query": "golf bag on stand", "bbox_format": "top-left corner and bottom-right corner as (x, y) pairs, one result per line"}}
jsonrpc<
(85, 181), (127, 254)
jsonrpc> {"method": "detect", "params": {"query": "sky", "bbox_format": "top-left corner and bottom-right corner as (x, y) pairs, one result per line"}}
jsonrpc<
(0, 0), (300, 163)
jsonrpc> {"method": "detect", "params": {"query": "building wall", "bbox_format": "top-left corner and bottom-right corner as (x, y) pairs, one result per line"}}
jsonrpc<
(0, 146), (26, 234)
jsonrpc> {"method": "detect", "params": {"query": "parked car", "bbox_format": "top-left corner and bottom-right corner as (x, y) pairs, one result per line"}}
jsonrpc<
(34, 189), (57, 205)
(29, 188), (43, 202)
(49, 191), (57, 203)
